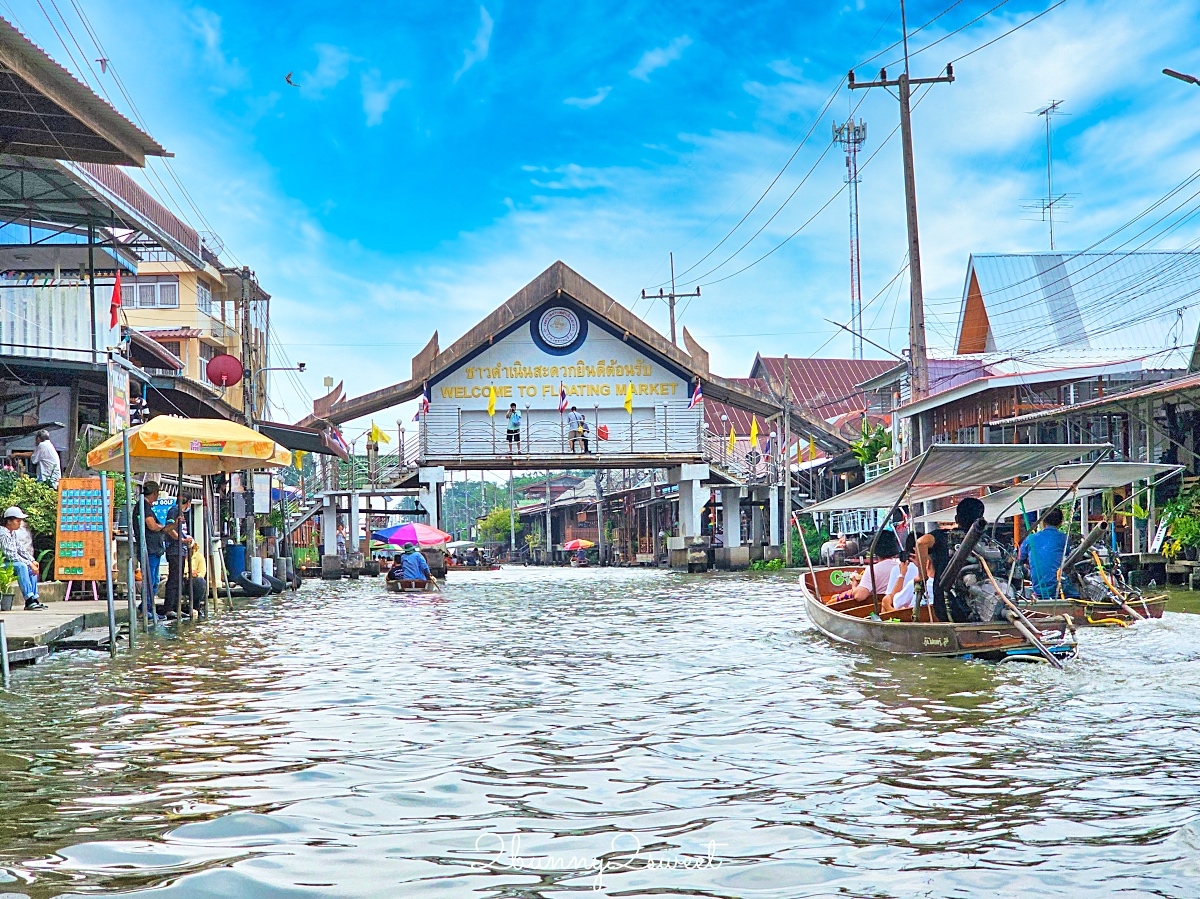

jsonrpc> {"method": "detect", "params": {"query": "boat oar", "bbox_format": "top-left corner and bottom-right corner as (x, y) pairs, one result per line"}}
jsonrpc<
(975, 553), (1065, 670)
(1090, 550), (1144, 621)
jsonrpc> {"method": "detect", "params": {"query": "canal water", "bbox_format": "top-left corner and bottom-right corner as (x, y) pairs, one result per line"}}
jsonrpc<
(1, 568), (1199, 898)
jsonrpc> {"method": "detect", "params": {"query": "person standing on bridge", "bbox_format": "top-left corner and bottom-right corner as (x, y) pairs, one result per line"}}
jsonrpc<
(506, 403), (522, 455)
(567, 406), (588, 453)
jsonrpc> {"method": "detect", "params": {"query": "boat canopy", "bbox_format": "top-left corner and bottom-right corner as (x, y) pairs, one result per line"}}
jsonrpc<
(804, 443), (1112, 514)
(908, 461), (1181, 524)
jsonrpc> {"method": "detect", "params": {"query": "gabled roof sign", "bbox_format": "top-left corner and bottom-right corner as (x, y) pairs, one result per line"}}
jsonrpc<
(0, 17), (169, 166)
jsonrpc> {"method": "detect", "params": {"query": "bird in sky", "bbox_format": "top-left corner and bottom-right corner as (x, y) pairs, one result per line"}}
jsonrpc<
(285, 72), (298, 87)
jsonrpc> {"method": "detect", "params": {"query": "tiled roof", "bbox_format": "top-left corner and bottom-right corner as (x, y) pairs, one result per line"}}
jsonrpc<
(750, 356), (896, 418)
(144, 327), (201, 339)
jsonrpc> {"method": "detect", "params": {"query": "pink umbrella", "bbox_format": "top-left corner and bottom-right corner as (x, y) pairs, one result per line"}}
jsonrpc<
(372, 522), (452, 546)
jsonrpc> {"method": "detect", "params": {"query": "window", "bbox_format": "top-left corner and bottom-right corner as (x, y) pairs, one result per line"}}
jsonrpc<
(197, 280), (212, 314)
(129, 276), (181, 309)
(199, 343), (218, 384)
(158, 340), (181, 358)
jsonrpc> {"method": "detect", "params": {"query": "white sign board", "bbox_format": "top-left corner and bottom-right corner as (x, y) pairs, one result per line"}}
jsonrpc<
(424, 304), (699, 458)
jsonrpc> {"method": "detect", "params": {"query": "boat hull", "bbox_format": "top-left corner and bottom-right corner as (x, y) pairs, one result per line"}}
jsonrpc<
(802, 571), (1073, 661)
(385, 578), (440, 594)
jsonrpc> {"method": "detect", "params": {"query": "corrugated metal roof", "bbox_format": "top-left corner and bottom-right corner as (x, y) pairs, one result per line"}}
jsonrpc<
(751, 356), (896, 418)
(144, 327), (201, 339)
(961, 252), (1200, 365)
(990, 369), (1200, 426)
(805, 443), (1110, 513)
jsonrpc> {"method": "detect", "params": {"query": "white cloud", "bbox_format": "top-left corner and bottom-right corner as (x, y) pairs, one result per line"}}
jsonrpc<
(361, 70), (409, 126)
(630, 35), (692, 81)
(454, 6), (494, 81)
(564, 86), (612, 109)
(188, 7), (245, 87)
(300, 44), (353, 99)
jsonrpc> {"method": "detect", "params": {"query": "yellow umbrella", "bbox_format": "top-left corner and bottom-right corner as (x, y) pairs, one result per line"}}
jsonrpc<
(88, 415), (290, 474)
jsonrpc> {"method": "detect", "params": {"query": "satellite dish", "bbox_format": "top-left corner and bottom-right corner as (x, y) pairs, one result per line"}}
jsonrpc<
(206, 353), (243, 387)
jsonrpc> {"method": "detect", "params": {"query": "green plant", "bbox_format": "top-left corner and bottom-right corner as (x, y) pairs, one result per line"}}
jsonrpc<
(1170, 513), (1200, 548)
(479, 507), (518, 544)
(789, 514), (828, 566)
(750, 558), (785, 571)
(0, 562), (18, 594)
(0, 477), (58, 535)
(850, 418), (890, 466)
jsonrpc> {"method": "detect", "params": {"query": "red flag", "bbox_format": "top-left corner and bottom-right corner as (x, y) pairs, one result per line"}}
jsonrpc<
(109, 268), (121, 329)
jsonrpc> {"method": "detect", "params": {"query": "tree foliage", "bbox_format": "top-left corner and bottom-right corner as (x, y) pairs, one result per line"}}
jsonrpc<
(478, 507), (518, 544)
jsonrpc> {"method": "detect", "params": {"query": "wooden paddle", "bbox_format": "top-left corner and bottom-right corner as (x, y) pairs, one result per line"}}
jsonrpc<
(975, 552), (1065, 670)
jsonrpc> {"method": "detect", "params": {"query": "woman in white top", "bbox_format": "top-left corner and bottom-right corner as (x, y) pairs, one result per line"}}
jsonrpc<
(881, 550), (934, 614)
(829, 529), (902, 604)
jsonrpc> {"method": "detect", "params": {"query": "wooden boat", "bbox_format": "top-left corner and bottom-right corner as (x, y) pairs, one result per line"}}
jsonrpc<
(385, 578), (441, 594)
(802, 567), (1075, 662)
(447, 563), (501, 572)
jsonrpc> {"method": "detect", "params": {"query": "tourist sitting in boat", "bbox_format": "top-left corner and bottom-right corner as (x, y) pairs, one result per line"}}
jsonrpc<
(881, 543), (934, 615)
(820, 533), (860, 566)
(392, 542), (431, 583)
(829, 529), (901, 604)
(1019, 507), (1077, 599)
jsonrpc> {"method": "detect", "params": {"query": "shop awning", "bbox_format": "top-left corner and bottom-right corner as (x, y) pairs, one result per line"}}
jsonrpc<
(910, 462), (1182, 523)
(804, 443), (1112, 513)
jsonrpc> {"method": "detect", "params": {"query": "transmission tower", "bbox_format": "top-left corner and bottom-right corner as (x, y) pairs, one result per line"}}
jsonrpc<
(833, 119), (867, 359)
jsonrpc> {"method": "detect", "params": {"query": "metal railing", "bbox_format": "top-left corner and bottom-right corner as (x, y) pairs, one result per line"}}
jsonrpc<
(420, 405), (703, 460)
(863, 456), (897, 481)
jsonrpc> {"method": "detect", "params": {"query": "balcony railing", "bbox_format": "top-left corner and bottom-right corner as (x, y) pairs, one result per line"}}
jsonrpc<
(420, 405), (703, 461)
(863, 456), (897, 481)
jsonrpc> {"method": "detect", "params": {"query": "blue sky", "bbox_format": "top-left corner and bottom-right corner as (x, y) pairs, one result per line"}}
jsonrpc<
(5, 0), (1200, 428)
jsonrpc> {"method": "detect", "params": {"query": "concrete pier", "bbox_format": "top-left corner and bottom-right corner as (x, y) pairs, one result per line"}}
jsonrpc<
(2, 600), (132, 666)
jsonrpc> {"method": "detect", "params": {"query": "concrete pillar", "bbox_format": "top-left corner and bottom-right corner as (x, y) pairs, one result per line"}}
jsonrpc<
(418, 466), (445, 529)
(769, 485), (781, 545)
(720, 487), (742, 547)
(321, 494), (337, 556)
(750, 490), (764, 545)
(349, 492), (361, 554)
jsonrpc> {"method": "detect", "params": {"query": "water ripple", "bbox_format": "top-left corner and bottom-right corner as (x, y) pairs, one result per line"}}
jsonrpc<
(0, 568), (1198, 897)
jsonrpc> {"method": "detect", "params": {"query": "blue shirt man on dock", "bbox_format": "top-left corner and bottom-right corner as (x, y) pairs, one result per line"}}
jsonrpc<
(398, 543), (431, 581)
(1019, 507), (1078, 598)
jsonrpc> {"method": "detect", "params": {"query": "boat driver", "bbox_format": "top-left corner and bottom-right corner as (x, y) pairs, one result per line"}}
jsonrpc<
(1019, 507), (1078, 599)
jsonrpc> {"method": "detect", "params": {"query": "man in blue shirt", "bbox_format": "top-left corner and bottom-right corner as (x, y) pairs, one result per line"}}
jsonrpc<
(398, 542), (432, 582)
(1019, 507), (1077, 598)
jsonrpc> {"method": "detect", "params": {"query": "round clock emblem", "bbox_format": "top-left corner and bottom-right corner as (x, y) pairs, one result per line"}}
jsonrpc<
(538, 307), (581, 348)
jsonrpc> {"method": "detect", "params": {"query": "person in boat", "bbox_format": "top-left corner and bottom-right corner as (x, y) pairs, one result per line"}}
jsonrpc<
(829, 529), (901, 604)
(386, 556), (405, 581)
(922, 496), (989, 623)
(394, 542), (431, 583)
(1019, 506), (1077, 599)
(881, 540), (934, 615)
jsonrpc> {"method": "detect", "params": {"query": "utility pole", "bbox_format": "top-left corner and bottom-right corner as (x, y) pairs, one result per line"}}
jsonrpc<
(544, 470), (552, 565)
(782, 355), (792, 567)
(833, 120), (867, 359)
(240, 267), (257, 555)
(849, 0), (953, 402)
(508, 471), (516, 557)
(641, 253), (700, 345)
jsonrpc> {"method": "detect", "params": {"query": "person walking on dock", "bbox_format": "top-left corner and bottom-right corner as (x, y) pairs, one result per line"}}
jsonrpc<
(162, 496), (194, 621)
(0, 506), (44, 609)
(135, 482), (167, 613)
(506, 403), (522, 455)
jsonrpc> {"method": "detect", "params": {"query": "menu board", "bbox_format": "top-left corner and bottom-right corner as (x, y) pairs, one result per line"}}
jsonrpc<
(55, 477), (113, 581)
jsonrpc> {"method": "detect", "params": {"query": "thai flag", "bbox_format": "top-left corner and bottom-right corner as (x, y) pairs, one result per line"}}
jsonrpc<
(331, 429), (350, 455)
(412, 384), (430, 421)
(558, 383), (568, 413)
(688, 381), (703, 409)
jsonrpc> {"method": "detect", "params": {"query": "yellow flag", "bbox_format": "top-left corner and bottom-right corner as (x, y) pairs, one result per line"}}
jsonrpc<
(808, 434), (816, 461)
(487, 385), (497, 417)
(293, 449), (305, 470)
(749, 415), (759, 448)
(369, 421), (391, 444)
(728, 423), (736, 454)
(624, 382), (633, 414)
